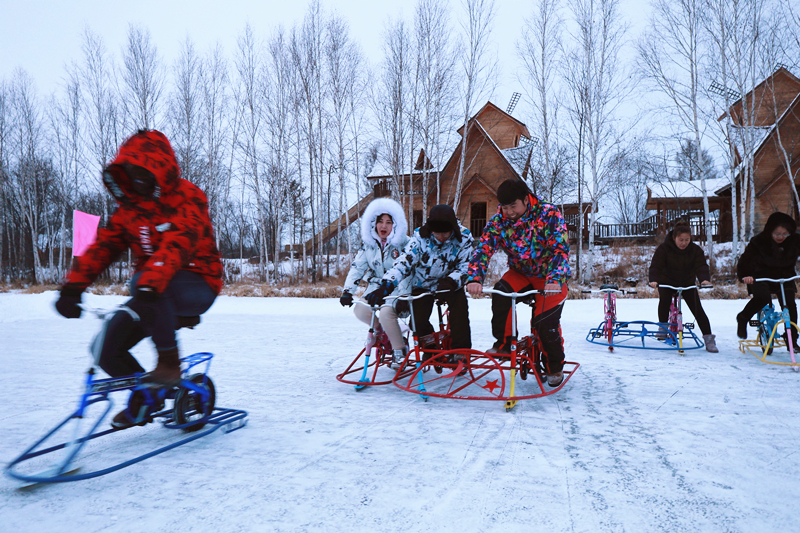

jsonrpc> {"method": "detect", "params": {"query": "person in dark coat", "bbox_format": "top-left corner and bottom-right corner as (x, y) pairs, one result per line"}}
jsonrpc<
(736, 212), (800, 342)
(648, 222), (717, 352)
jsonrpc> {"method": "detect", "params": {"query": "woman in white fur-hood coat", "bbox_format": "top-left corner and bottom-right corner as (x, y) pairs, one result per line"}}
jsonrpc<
(340, 198), (411, 358)
(342, 198), (411, 297)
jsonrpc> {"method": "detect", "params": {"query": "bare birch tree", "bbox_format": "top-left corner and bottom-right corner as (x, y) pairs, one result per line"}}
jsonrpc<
(372, 17), (411, 208)
(326, 14), (362, 273)
(414, 0), (457, 215)
(233, 24), (269, 282)
(517, 0), (564, 199)
(566, 0), (630, 283)
(291, 1), (327, 282)
(198, 42), (232, 241)
(169, 36), (203, 186)
(637, 0), (714, 261)
(49, 65), (84, 277)
(119, 24), (166, 130)
(453, 0), (497, 213)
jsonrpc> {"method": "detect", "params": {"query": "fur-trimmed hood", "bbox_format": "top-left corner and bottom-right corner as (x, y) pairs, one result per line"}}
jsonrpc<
(360, 198), (408, 248)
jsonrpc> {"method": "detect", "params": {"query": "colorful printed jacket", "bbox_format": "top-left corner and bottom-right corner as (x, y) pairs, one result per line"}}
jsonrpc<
(66, 130), (223, 295)
(384, 224), (474, 292)
(467, 194), (570, 284)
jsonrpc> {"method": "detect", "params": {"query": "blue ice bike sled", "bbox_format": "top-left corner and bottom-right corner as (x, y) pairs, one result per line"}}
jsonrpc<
(585, 284), (711, 355)
(5, 308), (248, 485)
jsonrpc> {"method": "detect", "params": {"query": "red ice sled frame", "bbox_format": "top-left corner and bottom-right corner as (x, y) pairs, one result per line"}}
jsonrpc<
(392, 344), (579, 402)
(336, 329), (451, 387)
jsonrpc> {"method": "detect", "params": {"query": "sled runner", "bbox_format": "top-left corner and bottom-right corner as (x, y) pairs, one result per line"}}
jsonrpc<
(393, 288), (579, 411)
(5, 308), (248, 485)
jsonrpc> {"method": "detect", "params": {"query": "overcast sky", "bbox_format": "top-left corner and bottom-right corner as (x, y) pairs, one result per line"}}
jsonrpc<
(0, 0), (648, 114)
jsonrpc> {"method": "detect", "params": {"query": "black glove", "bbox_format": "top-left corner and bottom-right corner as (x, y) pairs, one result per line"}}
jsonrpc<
(339, 291), (353, 307)
(55, 285), (83, 319)
(365, 280), (393, 307)
(134, 286), (160, 303)
(394, 299), (410, 315)
(437, 277), (458, 292)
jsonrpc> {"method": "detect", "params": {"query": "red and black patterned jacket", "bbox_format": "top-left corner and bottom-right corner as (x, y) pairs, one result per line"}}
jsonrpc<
(65, 130), (223, 295)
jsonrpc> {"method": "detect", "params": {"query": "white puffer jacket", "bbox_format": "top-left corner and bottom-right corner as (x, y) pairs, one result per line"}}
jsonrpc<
(343, 198), (411, 296)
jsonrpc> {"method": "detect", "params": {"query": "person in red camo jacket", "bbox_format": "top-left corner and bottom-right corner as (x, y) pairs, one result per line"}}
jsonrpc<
(55, 130), (223, 430)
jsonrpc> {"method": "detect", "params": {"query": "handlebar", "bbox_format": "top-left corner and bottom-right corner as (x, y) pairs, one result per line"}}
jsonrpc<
(481, 288), (557, 298)
(656, 284), (713, 291)
(391, 290), (454, 302)
(353, 289), (456, 309)
(581, 288), (638, 294)
(754, 275), (800, 283)
(79, 305), (117, 319)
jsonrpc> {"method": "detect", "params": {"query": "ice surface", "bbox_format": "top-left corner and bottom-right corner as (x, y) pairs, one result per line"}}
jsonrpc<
(1, 292), (798, 533)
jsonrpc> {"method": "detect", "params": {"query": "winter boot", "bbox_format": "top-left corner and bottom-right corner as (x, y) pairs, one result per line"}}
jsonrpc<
(391, 347), (408, 369)
(736, 313), (748, 339)
(703, 334), (719, 353)
(546, 371), (564, 387)
(111, 389), (164, 430)
(142, 347), (182, 387)
(486, 340), (511, 355)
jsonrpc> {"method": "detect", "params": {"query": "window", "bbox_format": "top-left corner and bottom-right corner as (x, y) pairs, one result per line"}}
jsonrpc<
(413, 210), (423, 232)
(470, 202), (487, 237)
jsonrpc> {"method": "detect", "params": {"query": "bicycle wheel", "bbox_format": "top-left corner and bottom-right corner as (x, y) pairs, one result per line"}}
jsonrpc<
(757, 309), (774, 355)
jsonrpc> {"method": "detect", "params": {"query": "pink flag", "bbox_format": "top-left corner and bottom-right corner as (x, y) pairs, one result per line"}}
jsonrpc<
(72, 210), (101, 257)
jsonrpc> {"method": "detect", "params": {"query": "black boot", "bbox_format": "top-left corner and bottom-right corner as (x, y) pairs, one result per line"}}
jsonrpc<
(736, 313), (748, 340)
(111, 389), (164, 430)
(142, 347), (182, 387)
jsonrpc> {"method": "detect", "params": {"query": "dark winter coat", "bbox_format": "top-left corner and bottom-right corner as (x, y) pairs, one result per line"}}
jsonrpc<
(737, 212), (800, 289)
(648, 231), (711, 287)
(65, 130), (223, 295)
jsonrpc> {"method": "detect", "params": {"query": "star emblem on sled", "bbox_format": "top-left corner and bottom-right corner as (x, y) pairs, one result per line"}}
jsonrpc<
(483, 379), (500, 393)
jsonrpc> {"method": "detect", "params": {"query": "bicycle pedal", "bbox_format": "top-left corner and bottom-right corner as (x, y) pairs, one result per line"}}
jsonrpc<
(685, 323), (695, 329)
(749, 320), (760, 327)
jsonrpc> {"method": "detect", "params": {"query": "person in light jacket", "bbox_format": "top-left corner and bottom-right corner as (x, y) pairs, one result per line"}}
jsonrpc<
(340, 198), (411, 363)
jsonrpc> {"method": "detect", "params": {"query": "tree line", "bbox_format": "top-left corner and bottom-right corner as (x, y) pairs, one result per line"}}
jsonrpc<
(1, 0), (799, 286)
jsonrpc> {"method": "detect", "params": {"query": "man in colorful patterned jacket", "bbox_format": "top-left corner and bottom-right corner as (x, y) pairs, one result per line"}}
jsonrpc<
(465, 179), (570, 387)
(54, 130), (223, 429)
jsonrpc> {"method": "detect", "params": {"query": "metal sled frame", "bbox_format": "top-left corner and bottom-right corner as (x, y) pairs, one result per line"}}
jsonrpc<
(336, 297), (451, 391)
(586, 320), (705, 352)
(335, 324), (419, 388)
(393, 288), (579, 411)
(736, 276), (800, 368)
(393, 341), (579, 407)
(5, 353), (248, 485)
(738, 310), (800, 367)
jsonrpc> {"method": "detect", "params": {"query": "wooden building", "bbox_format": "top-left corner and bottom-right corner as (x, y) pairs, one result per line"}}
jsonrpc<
(644, 178), (732, 242)
(368, 101), (538, 239)
(306, 101), (584, 252)
(715, 67), (800, 231)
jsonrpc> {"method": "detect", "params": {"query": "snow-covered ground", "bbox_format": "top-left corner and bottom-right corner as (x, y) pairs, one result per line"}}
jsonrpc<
(1, 292), (799, 533)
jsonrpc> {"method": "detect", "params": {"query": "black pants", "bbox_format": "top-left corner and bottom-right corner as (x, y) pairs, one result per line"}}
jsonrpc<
(410, 287), (471, 350)
(739, 281), (798, 328)
(657, 287), (711, 335)
(98, 271), (216, 377)
(491, 276), (566, 374)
